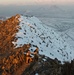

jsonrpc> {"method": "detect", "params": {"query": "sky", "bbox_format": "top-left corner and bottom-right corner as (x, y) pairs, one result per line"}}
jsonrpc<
(0, 0), (74, 5)
(0, 0), (74, 16)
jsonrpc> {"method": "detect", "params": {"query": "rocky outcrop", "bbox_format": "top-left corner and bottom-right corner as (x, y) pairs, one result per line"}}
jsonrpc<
(0, 14), (31, 75)
(0, 14), (20, 54)
(22, 55), (62, 75)
(22, 55), (74, 75)
(61, 60), (74, 75)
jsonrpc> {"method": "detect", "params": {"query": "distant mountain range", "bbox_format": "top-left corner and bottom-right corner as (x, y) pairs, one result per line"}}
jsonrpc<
(24, 5), (73, 18)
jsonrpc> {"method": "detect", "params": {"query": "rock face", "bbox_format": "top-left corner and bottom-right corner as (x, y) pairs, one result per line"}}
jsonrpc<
(0, 14), (31, 75)
(0, 14), (20, 55)
(61, 60), (74, 75)
(22, 55), (74, 75)
(22, 55), (62, 75)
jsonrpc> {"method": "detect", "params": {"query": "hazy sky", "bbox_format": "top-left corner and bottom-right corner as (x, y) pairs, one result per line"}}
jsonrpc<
(0, 0), (74, 17)
(0, 0), (74, 5)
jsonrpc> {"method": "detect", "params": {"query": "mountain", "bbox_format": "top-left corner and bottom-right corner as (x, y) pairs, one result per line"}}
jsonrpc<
(0, 14), (74, 62)
(25, 5), (69, 18)
(1, 14), (74, 75)
(10, 14), (74, 62)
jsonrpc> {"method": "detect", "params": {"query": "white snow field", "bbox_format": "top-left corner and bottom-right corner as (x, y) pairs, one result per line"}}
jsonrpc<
(12, 15), (74, 63)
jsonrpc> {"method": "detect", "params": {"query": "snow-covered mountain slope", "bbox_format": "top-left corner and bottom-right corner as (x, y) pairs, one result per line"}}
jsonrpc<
(58, 28), (74, 49)
(12, 15), (74, 62)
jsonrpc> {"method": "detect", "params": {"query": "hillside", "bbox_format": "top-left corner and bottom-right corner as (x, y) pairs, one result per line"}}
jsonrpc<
(12, 14), (74, 62)
(0, 14), (74, 75)
(0, 14), (74, 61)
